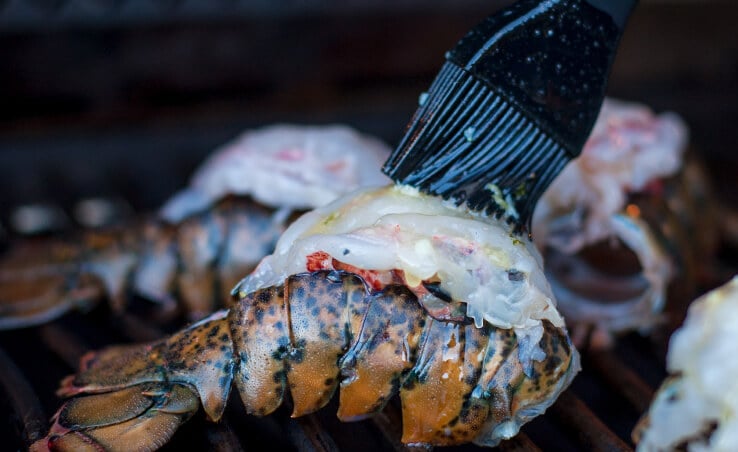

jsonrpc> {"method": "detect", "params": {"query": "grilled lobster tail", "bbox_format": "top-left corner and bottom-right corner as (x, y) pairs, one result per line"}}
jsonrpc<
(33, 270), (578, 451)
(0, 197), (283, 329)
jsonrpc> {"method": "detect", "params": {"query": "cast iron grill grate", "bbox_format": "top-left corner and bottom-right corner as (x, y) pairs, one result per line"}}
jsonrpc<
(1, 305), (664, 451)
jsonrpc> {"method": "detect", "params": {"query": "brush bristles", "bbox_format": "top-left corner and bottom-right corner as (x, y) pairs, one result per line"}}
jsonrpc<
(383, 61), (571, 233)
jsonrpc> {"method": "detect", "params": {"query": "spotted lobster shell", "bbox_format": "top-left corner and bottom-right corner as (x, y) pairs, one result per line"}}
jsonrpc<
(34, 270), (578, 451)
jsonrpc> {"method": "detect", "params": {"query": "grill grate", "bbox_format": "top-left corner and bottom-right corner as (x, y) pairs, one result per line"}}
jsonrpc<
(0, 287), (673, 452)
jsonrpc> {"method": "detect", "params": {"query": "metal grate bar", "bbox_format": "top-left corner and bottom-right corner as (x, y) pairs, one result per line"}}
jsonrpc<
(550, 391), (633, 452)
(39, 323), (89, 368)
(498, 433), (541, 452)
(117, 312), (170, 342)
(370, 401), (432, 452)
(588, 350), (655, 414)
(291, 414), (341, 452)
(0, 346), (48, 447)
(205, 414), (246, 452)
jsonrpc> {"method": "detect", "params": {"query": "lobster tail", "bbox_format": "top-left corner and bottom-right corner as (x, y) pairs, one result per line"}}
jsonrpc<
(59, 310), (235, 421)
(35, 310), (235, 451)
(0, 197), (285, 330)
(34, 383), (199, 452)
(0, 233), (137, 330)
(37, 270), (577, 450)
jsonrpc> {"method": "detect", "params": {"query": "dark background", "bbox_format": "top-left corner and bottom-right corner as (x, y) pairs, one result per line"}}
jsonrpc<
(0, 0), (736, 222)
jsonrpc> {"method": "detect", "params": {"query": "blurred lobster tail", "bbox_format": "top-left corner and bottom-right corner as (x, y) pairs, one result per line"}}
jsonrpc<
(0, 229), (138, 330)
(35, 270), (578, 450)
(0, 196), (285, 330)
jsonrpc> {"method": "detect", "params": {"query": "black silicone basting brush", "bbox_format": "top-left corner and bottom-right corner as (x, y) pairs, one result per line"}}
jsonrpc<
(383, 0), (638, 232)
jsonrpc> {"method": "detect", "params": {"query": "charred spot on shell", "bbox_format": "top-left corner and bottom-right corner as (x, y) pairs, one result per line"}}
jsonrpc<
(422, 280), (452, 302)
(414, 277), (470, 323)
(418, 293), (471, 323)
(506, 269), (525, 282)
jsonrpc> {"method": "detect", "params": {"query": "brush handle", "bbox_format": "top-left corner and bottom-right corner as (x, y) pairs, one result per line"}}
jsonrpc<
(447, 0), (637, 159)
(586, 0), (639, 30)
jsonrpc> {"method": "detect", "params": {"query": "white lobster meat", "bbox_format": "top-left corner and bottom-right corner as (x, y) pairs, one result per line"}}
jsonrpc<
(634, 276), (738, 452)
(533, 98), (689, 347)
(161, 124), (391, 222)
(0, 124), (392, 328)
(242, 184), (569, 371)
